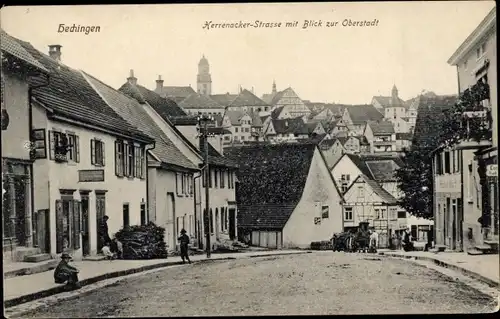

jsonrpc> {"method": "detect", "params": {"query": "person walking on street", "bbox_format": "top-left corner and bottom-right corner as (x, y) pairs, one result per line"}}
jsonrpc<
(98, 215), (111, 251)
(54, 253), (81, 289)
(178, 229), (191, 264)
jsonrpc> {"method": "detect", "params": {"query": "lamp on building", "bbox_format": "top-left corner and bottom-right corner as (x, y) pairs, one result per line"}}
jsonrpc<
(196, 114), (215, 258)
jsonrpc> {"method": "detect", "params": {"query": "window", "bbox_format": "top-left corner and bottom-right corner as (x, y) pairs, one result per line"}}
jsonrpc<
(91, 139), (105, 166)
(389, 207), (397, 220)
(220, 170), (225, 188)
(321, 206), (329, 219)
(380, 208), (387, 219)
(444, 151), (451, 174)
(375, 208), (380, 219)
(241, 136), (245, 141)
(115, 141), (124, 176)
(214, 169), (218, 188)
(397, 211), (406, 218)
(436, 153), (442, 175)
(134, 146), (144, 178)
(454, 150), (459, 173)
(209, 169), (213, 188)
(357, 186), (364, 198)
(126, 144), (135, 177)
(122, 203), (130, 228)
(344, 207), (353, 221)
(66, 133), (79, 162)
(140, 202), (147, 225)
(235, 127), (239, 133)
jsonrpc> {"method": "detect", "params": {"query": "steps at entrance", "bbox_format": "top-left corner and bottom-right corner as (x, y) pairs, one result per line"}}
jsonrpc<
(15, 247), (41, 262)
(83, 255), (107, 261)
(467, 248), (484, 255)
(24, 253), (52, 263)
(474, 242), (498, 255)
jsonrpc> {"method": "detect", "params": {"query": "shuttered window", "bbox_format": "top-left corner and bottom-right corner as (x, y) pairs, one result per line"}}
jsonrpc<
(175, 173), (180, 195)
(115, 141), (124, 177)
(214, 169), (218, 188)
(91, 139), (105, 166)
(220, 170), (225, 188)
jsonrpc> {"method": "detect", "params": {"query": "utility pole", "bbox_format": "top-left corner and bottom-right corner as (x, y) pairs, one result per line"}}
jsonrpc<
(197, 114), (214, 258)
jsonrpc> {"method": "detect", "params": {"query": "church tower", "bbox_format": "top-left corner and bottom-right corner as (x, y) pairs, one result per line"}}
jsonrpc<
(272, 80), (277, 95)
(197, 55), (212, 96)
(391, 84), (399, 106)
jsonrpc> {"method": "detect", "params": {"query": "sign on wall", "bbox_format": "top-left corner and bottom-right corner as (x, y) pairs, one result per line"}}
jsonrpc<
(78, 169), (105, 182)
(486, 164), (497, 177)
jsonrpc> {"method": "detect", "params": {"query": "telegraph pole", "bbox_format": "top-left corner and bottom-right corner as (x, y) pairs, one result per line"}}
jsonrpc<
(197, 114), (214, 258)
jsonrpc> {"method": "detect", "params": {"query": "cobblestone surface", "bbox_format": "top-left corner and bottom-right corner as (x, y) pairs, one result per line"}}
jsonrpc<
(19, 252), (499, 316)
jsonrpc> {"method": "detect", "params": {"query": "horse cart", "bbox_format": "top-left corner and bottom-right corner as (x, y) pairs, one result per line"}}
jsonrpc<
(331, 222), (374, 253)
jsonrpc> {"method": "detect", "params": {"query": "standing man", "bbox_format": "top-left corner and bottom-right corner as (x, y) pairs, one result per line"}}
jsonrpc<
(178, 229), (191, 264)
(98, 215), (111, 251)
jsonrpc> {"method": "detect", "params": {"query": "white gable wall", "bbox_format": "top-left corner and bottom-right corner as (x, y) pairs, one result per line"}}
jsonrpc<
(282, 148), (343, 248)
(330, 154), (363, 192)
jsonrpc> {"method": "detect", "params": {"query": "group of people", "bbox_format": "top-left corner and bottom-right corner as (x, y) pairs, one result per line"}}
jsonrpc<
(390, 228), (414, 251)
(54, 215), (193, 289)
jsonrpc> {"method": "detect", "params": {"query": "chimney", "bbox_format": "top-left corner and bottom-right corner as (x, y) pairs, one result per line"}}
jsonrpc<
(156, 75), (164, 92)
(127, 69), (137, 86)
(48, 45), (62, 62)
(252, 86), (254, 94)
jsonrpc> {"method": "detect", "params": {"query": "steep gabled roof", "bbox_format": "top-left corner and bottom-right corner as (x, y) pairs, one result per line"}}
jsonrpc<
(224, 143), (317, 228)
(270, 106), (284, 119)
(269, 90), (286, 106)
(1, 30), (48, 72)
(343, 154), (403, 182)
(346, 105), (384, 124)
(229, 89), (270, 108)
(119, 82), (188, 118)
(16, 39), (152, 142)
(210, 93), (238, 106)
(85, 72), (197, 170)
(179, 93), (223, 110)
(161, 86), (196, 99)
(367, 120), (395, 135)
(348, 174), (397, 204)
(272, 118), (308, 135)
(248, 110), (263, 127)
(224, 109), (249, 126)
(372, 96), (406, 108)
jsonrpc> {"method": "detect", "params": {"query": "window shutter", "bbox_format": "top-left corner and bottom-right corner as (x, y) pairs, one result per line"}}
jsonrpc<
(176, 173), (180, 195)
(115, 141), (121, 177)
(102, 141), (106, 166)
(75, 136), (80, 163)
(48, 130), (55, 160)
(190, 176), (194, 196)
(91, 139), (96, 165)
(73, 201), (81, 250)
(55, 200), (64, 253)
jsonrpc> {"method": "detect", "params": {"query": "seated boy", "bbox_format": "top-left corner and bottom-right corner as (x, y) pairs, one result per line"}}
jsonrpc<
(102, 242), (116, 260)
(54, 253), (81, 289)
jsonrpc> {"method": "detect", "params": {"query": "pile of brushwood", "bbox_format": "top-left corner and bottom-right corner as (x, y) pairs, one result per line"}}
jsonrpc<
(114, 222), (168, 259)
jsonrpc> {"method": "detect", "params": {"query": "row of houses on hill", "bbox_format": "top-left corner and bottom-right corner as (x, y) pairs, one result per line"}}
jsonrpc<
(1, 29), (239, 265)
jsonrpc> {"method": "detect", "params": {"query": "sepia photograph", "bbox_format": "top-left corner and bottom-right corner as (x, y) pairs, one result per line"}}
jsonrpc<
(1, 1), (498, 317)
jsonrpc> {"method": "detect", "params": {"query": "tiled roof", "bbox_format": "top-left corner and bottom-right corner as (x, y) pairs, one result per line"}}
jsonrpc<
(119, 82), (188, 118)
(343, 153), (403, 181)
(169, 115), (199, 126)
(346, 105), (384, 124)
(248, 110), (263, 127)
(305, 122), (320, 134)
(372, 96), (406, 108)
(365, 160), (399, 182)
(161, 86), (196, 99)
(269, 90), (286, 106)
(412, 95), (457, 149)
(395, 132), (413, 140)
(85, 72), (197, 170)
(199, 137), (238, 168)
(229, 89), (270, 108)
(270, 106), (284, 119)
(209, 93), (238, 106)
(16, 39), (152, 142)
(272, 118), (308, 135)
(179, 93), (223, 109)
(296, 133), (328, 145)
(319, 138), (338, 150)
(1, 30), (48, 72)
(367, 120), (395, 135)
(224, 109), (248, 126)
(358, 174), (397, 204)
(224, 143), (317, 228)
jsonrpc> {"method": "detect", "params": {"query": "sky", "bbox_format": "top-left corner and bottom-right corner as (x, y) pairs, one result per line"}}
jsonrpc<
(1, 2), (496, 104)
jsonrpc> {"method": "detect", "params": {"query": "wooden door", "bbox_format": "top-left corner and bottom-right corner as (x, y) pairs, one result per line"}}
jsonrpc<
(36, 209), (50, 253)
(228, 208), (236, 240)
(95, 194), (106, 251)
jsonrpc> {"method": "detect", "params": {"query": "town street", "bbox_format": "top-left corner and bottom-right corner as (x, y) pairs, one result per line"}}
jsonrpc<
(22, 252), (496, 317)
